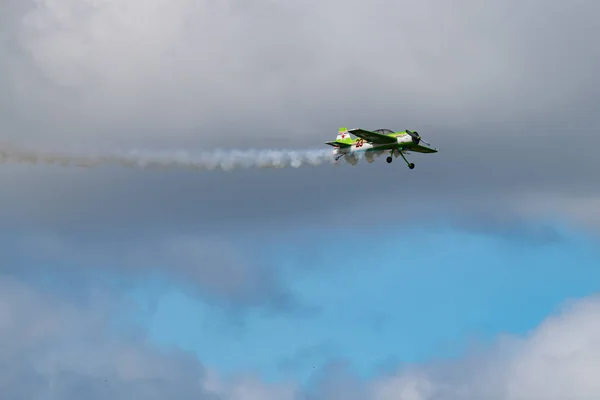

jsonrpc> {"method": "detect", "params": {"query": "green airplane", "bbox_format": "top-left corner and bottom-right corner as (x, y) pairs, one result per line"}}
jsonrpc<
(325, 127), (438, 169)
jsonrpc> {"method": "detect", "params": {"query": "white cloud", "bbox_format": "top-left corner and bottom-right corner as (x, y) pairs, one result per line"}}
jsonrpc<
(368, 295), (600, 400)
(4, 271), (600, 399)
(0, 275), (299, 399)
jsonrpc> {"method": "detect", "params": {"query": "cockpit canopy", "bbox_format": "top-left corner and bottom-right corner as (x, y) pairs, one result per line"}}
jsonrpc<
(373, 129), (394, 134)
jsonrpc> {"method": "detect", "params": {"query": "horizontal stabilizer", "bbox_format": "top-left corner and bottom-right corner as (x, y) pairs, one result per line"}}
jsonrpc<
(325, 141), (352, 148)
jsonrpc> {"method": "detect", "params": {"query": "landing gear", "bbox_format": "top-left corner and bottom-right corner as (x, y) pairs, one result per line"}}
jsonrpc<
(390, 150), (415, 170)
(386, 156), (393, 163)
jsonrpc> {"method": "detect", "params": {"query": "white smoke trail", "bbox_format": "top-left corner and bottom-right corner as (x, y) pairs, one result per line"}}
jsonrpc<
(0, 143), (339, 172)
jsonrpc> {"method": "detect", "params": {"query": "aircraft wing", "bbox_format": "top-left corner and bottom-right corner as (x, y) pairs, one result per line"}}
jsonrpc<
(409, 144), (438, 153)
(349, 128), (397, 145)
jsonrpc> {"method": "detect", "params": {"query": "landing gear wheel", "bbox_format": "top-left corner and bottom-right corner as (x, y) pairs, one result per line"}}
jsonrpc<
(386, 156), (393, 163)
(408, 163), (415, 169)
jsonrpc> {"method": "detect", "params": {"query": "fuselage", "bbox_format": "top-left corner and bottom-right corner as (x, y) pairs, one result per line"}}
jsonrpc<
(332, 132), (413, 164)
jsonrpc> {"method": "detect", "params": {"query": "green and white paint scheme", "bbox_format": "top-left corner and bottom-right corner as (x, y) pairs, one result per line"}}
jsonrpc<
(325, 127), (438, 169)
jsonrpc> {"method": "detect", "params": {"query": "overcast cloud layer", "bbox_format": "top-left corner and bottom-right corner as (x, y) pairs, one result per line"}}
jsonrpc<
(4, 0), (598, 149)
(1, 0), (600, 235)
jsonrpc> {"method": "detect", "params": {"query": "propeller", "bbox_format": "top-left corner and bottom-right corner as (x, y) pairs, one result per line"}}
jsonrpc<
(406, 129), (431, 146)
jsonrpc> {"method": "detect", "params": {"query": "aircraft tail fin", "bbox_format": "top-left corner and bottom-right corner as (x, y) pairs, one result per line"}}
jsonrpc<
(324, 127), (353, 148)
(336, 127), (349, 141)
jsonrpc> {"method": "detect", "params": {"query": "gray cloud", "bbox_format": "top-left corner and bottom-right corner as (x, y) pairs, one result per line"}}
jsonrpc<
(1, 0), (600, 332)
(0, 229), (300, 313)
(2, 0), (599, 146)
(3, 1), (600, 397)
(1, 0), (599, 229)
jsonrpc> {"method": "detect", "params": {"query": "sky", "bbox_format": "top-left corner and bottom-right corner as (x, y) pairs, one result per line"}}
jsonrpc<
(2, 0), (600, 398)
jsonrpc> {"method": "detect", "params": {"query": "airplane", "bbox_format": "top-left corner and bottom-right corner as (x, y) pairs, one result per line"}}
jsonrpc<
(325, 127), (438, 169)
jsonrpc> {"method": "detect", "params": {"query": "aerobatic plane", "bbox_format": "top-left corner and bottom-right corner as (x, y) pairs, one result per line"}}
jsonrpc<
(325, 127), (438, 169)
